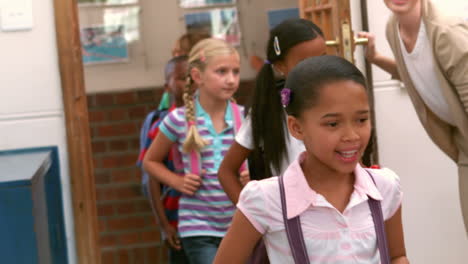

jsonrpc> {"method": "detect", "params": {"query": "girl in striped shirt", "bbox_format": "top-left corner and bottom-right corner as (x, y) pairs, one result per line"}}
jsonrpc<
(144, 38), (245, 264)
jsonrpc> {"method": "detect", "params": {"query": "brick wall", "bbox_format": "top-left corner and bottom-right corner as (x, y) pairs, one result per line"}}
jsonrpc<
(87, 80), (254, 264)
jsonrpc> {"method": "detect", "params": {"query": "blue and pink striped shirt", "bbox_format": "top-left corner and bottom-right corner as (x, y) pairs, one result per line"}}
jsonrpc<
(159, 98), (244, 238)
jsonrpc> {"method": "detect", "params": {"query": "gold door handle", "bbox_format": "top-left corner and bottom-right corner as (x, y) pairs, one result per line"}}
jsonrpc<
(354, 37), (368, 45)
(326, 39), (339, 46)
(326, 37), (368, 47)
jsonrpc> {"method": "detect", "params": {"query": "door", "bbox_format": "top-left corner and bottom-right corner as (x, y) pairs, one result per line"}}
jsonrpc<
(299, 0), (378, 166)
(299, 0), (367, 62)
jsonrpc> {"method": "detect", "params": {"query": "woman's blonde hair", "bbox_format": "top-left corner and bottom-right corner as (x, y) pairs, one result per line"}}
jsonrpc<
(182, 38), (238, 153)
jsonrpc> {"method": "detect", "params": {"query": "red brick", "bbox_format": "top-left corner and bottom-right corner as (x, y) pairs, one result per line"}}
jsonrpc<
(96, 187), (117, 201)
(101, 153), (138, 169)
(154, 88), (164, 99)
(111, 168), (138, 183)
(91, 141), (107, 153)
(146, 246), (160, 263)
(93, 157), (101, 169)
(135, 200), (151, 213)
(141, 230), (160, 243)
(129, 106), (148, 120)
(96, 94), (114, 106)
(100, 234), (117, 248)
(122, 153), (139, 166)
(129, 138), (140, 151)
(107, 216), (146, 231)
(117, 231), (140, 245)
(115, 202), (136, 215)
(108, 139), (128, 151)
(98, 123), (137, 137)
(95, 171), (111, 185)
(89, 110), (106, 123)
(118, 249), (130, 264)
(90, 126), (99, 139)
(101, 250), (115, 264)
(161, 246), (169, 263)
(99, 219), (107, 232)
(100, 156), (119, 169)
(107, 109), (127, 121)
(114, 185), (142, 199)
(87, 95), (96, 108)
(133, 247), (146, 264)
(115, 92), (136, 105)
(137, 89), (156, 103)
(97, 204), (114, 217)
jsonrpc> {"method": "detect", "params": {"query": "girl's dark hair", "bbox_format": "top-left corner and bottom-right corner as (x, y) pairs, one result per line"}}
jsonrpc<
(164, 55), (188, 82)
(251, 19), (324, 178)
(284, 55), (367, 116)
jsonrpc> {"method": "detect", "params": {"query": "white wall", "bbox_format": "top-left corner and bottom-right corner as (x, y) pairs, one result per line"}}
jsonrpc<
(0, 0), (77, 263)
(80, 0), (298, 94)
(368, 0), (468, 262)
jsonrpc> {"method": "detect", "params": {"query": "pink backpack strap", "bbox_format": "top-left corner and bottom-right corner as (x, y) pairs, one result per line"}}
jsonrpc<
(189, 150), (202, 176)
(230, 102), (248, 173)
(187, 102), (247, 177)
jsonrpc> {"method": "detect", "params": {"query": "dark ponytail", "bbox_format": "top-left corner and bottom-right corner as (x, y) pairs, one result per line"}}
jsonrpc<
(250, 19), (324, 178)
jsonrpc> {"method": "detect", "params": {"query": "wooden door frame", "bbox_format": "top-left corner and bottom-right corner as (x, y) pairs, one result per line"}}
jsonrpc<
(53, 0), (101, 263)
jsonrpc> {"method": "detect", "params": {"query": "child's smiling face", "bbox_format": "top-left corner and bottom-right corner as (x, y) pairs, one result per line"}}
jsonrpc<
(288, 80), (371, 174)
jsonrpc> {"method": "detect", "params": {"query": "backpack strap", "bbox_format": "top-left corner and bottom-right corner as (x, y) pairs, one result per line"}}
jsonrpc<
(186, 102), (243, 176)
(365, 170), (391, 264)
(278, 175), (310, 264)
(186, 119), (203, 176)
(230, 102), (248, 173)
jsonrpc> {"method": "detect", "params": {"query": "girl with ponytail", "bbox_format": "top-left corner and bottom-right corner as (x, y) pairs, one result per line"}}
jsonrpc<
(144, 38), (245, 264)
(219, 19), (327, 203)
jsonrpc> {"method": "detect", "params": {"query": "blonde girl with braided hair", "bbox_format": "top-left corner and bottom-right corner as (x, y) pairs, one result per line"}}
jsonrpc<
(144, 38), (245, 264)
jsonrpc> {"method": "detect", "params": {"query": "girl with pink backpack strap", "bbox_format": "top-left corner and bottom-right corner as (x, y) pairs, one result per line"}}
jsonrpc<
(214, 56), (409, 264)
(144, 38), (247, 264)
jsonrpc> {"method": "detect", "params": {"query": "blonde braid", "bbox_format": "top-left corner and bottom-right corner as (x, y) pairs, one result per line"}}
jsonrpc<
(182, 38), (238, 153)
(182, 74), (207, 153)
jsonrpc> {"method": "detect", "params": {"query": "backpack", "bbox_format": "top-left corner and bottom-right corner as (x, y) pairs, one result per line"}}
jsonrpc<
(138, 108), (169, 197)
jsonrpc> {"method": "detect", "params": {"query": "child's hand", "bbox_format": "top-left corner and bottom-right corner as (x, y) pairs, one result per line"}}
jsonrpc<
(357, 32), (379, 63)
(239, 170), (250, 186)
(163, 224), (182, 251)
(177, 172), (202, 195)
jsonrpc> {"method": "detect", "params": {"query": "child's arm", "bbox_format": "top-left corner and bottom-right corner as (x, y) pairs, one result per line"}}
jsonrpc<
(385, 206), (410, 264)
(143, 132), (201, 195)
(213, 210), (262, 264)
(218, 141), (252, 204)
(147, 177), (181, 250)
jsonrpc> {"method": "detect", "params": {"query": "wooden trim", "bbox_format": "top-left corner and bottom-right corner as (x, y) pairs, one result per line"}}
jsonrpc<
(53, 0), (101, 263)
(360, 0), (379, 165)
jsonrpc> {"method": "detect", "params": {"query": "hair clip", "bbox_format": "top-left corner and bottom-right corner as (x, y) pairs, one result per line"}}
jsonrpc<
(264, 59), (271, 65)
(273, 36), (281, 56)
(280, 88), (291, 108)
(199, 50), (206, 62)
